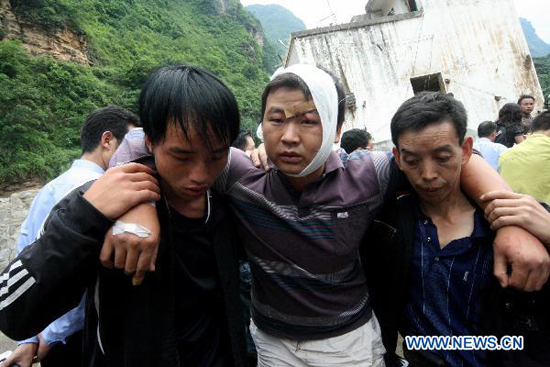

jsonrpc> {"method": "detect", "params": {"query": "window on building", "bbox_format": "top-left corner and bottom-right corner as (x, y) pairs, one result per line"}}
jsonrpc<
(410, 73), (446, 95)
(408, 0), (418, 12)
(345, 93), (357, 112)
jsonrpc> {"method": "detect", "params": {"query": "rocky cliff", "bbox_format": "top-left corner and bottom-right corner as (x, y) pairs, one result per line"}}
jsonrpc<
(245, 3), (306, 56)
(0, 0), (90, 64)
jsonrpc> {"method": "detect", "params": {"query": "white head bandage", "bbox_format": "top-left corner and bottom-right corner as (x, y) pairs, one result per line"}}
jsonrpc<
(264, 64), (339, 178)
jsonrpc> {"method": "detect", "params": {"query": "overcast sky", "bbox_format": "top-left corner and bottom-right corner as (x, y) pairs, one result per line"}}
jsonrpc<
(240, 0), (550, 43)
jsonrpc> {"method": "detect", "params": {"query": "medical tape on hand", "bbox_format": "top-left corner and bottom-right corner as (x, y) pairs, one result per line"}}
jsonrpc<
(113, 221), (152, 238)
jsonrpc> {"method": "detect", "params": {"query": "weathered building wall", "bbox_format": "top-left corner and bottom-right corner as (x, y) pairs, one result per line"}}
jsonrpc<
(0, 190), (38, 272)
(286, 0), (543, 144)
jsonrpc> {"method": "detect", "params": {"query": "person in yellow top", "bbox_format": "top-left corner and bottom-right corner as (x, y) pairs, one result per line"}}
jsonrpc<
(499, 111), (550, 204)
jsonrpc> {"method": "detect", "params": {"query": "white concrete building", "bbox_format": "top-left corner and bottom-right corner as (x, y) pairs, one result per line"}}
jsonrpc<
(285, 0), (543, 146)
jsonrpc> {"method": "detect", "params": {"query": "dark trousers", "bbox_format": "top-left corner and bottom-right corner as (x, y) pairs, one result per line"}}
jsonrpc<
(403, 347), (447, 367)
(239, 262), (257, 366)
(40, 330), (83, 367)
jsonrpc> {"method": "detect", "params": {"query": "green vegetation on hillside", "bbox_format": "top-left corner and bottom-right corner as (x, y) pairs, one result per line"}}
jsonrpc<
(0, 0), (277, 186)
(534, 55), (550, 103)
(522, 18), (550, 101)
(0, 40), (123, 182)
(521, 18), (550, 58)
(9, 0), (79, 31)
(246, 4), (306, 59)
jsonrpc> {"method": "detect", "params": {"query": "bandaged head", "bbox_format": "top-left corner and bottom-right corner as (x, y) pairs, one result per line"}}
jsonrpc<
(258, 64), (339, 178)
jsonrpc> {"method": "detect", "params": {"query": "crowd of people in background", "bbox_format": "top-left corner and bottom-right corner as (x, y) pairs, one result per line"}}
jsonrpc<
(0, 64), (549, 367)
(471, 94), (549, 206)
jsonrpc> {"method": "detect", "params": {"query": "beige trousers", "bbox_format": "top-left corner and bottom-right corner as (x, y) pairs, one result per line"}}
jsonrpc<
(250, 314), (386, 367)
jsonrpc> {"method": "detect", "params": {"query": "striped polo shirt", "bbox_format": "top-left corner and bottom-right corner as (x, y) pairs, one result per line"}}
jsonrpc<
(216, 148), (393, 340)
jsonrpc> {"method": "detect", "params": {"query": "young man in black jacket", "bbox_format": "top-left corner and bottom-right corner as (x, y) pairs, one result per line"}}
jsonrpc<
(0, 66), (249, 367)
(364, 92), (550, 367)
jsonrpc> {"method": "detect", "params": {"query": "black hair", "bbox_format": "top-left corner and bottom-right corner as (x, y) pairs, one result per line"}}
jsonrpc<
(532, 111), (550, 132)
(477, 121), (497, 138)
(260, 67), (346, 128)
(340, 129), (372, 154)
(232, 129), (254, 151)
(518, 94), (535, 104)
(80, 105), (140, 153)
(497, 103), (522, 125)
(391, 92), (467, 148)
(139, 65), (240, 150)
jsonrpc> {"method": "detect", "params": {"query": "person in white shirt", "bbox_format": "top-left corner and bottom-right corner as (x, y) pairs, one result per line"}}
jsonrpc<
(3, 106), (139, 367)
(473, 120), (507, 171)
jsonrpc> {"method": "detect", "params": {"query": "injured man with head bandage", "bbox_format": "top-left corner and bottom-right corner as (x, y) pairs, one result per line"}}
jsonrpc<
(97, 64), (550, 366)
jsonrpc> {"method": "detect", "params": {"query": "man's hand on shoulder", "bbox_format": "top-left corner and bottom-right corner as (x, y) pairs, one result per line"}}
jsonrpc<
(250, 143), (270, 171)
(83, 163), (160, 219)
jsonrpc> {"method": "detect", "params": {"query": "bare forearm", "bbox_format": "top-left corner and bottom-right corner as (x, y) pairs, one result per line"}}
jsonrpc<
(461, 154), (511, 209)
(460, 155), (550, 290)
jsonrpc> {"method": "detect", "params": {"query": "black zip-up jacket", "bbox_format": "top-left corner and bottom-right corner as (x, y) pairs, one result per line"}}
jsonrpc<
(0, 183), (248, 367)
(361, 193), (550, 367)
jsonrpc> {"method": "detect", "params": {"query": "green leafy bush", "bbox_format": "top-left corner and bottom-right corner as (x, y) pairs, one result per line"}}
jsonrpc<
(9, 0), (80, 31)
(0, 41), (127, 184)
(534, 56), (550, 101)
